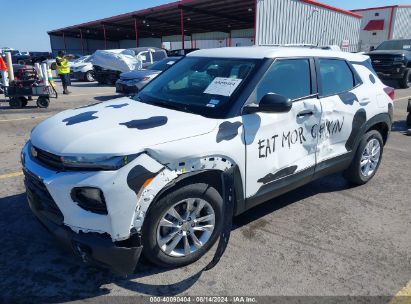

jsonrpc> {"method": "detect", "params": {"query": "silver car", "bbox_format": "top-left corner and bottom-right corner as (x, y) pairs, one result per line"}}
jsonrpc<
(116, 57), (180, 94)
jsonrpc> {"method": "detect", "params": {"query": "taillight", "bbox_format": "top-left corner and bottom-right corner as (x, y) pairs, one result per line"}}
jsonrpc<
(383, 86), (395, 100)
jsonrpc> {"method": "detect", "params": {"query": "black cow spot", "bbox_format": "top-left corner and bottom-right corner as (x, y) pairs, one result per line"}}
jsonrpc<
(345, 109), (367, 151)
(338, 92), (359, 105)
(75, 102), (101, 109)
(369, 74), (376, 84)
(127, 165), (157, 195)
(257, 165), (298, 184)
(62, 111), (99, 126)
(106, 103), (129, 109)
(119, 116), (168, 130)
(216, 121), (243, 143)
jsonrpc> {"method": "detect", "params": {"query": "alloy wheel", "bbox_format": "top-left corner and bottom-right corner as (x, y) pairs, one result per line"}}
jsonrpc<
(156, 198), (215, 257)
(360, 138), (381, 177)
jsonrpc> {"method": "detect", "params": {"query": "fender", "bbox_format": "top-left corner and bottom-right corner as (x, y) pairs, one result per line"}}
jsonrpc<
(349, 112), (392, 154)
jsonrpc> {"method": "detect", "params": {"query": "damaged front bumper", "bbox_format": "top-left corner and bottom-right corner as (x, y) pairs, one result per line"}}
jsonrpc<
(25, 169), (143, 275)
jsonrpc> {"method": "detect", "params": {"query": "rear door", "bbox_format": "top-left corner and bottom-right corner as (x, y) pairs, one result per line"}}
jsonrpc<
(243, 58), (321, 206)
(315, 58), (365, 166)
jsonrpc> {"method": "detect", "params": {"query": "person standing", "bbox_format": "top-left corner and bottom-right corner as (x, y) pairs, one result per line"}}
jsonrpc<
(0, 55), (9, 88)
(55, 51), (73, 94)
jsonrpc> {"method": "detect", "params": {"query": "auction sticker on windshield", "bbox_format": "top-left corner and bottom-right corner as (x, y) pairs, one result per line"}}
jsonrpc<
(204, 77), (243, 97)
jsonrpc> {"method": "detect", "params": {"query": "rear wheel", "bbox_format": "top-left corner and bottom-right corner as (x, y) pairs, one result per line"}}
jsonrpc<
(344, 130), (383, 185)
(406, 113), (411, 127)
(399, 68), (411, 89)
(142, 183), (223, 268)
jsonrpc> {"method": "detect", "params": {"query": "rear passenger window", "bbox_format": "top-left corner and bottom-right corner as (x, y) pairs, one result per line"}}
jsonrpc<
(319, 59), (355, 96)
(256, 59), (311, 101)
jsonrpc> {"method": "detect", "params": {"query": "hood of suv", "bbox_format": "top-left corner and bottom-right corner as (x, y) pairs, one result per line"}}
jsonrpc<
(120, 69), (160, 80)
(31, 97), (218, 155)
(367, 50), (408, 56)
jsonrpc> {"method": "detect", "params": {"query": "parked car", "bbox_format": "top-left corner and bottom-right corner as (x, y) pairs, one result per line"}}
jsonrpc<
(10, 50), (31, 65)
(70, 55), (94, 82)
(22, 47), (393, 274)
(116, 57), (180, 94)
(366, 39), (411, 88)
(167, 48), (199, 56)
(30, 52), (53, 64)
(45, 54), (83, 70)
(93, 47), (167, 85)
(407, 98), (411, 127)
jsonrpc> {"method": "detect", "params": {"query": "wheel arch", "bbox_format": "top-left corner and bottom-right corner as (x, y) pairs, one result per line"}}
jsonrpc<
(149, 166), (245, 218)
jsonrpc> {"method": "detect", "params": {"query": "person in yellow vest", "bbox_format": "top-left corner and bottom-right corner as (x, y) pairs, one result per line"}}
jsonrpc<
(56, 50), (74, 94)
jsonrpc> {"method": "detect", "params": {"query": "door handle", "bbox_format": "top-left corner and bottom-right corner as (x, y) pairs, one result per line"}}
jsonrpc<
(359, 98), (371, 106)
(297, 111), (314, 118)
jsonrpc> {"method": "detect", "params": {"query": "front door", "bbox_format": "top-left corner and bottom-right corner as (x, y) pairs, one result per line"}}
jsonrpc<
(243, 58), (321, 206)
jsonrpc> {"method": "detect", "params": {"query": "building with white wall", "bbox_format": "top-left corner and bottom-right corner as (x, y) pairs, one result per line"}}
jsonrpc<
(351, 5), (411, 52)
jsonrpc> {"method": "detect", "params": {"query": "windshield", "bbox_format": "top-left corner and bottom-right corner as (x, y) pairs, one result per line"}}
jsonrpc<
(148, 58), (179, 71)
(137, 56), (261, 118)
(376, 40), (411, 51)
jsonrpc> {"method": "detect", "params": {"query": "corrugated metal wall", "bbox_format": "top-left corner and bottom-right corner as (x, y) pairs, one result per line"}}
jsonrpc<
(256, 0), (361, 52)
(392, 7), (411, 39)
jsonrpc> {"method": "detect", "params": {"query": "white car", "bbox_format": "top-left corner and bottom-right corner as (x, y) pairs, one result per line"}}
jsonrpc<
(70, 55), (94, 82)
(22, 47), (394, 274)
(116, 57), (180, 94)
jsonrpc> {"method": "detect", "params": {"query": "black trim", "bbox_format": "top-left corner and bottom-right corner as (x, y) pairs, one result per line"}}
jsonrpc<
(232, 58), (274, 117)
(204, 166), (236, 271)
(27, 188), (142, 275)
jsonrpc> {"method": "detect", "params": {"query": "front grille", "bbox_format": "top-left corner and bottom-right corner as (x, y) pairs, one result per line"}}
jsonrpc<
(24, 169), (64, 223)
(369, 55), (403, 72)
(33, 147), (64, 171)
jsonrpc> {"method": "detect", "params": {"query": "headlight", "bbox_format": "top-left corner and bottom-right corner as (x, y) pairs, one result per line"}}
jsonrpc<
(61, 154), (140, 170)
(75, 65), (87, 69)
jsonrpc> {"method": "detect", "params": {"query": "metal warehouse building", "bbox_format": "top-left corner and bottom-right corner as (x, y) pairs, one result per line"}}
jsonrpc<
(48, 0), (362, 55)
(352, 5), (411, 52)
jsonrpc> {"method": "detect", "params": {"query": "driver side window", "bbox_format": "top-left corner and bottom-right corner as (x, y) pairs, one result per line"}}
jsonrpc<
(253, 59), (312, 103)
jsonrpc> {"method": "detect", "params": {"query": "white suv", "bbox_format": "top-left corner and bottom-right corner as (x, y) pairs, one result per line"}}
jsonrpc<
(22, 47), (394, 274)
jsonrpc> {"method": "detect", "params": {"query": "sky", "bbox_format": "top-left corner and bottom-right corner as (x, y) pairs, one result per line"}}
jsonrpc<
(0, 0), (410, 51)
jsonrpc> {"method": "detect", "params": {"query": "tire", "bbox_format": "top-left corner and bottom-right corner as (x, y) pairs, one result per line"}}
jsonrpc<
(399, 68), (411, 89)
(9, 97), (23, 108)
(142, 183), (223, 268)
(343, 130), (384, 185)
(85, 71), (95, 82)
(51, 62), (57, 70)
(36, 96), (50, 108)
(407, 113), (411, 127)
(20, 97), (28, 107)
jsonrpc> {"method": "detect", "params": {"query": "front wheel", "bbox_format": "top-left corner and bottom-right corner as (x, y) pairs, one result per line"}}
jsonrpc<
(85, 71), (95, 82)
(142, 183), (223, 268)
(344, 130), (384, 185)
(36, 96), (50, 108)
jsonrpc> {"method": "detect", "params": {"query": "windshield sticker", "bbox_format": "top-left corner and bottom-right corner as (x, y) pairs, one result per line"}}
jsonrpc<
(167, 61), (175, 65)
(209, 99), (220, 105)
(203, 77), (243, 97)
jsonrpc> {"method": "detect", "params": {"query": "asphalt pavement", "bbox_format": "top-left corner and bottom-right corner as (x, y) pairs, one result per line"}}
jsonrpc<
(0, 80), (410, 303)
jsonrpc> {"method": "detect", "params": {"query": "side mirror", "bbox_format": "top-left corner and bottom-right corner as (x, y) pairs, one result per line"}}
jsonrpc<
(243, 93), (292, 114)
